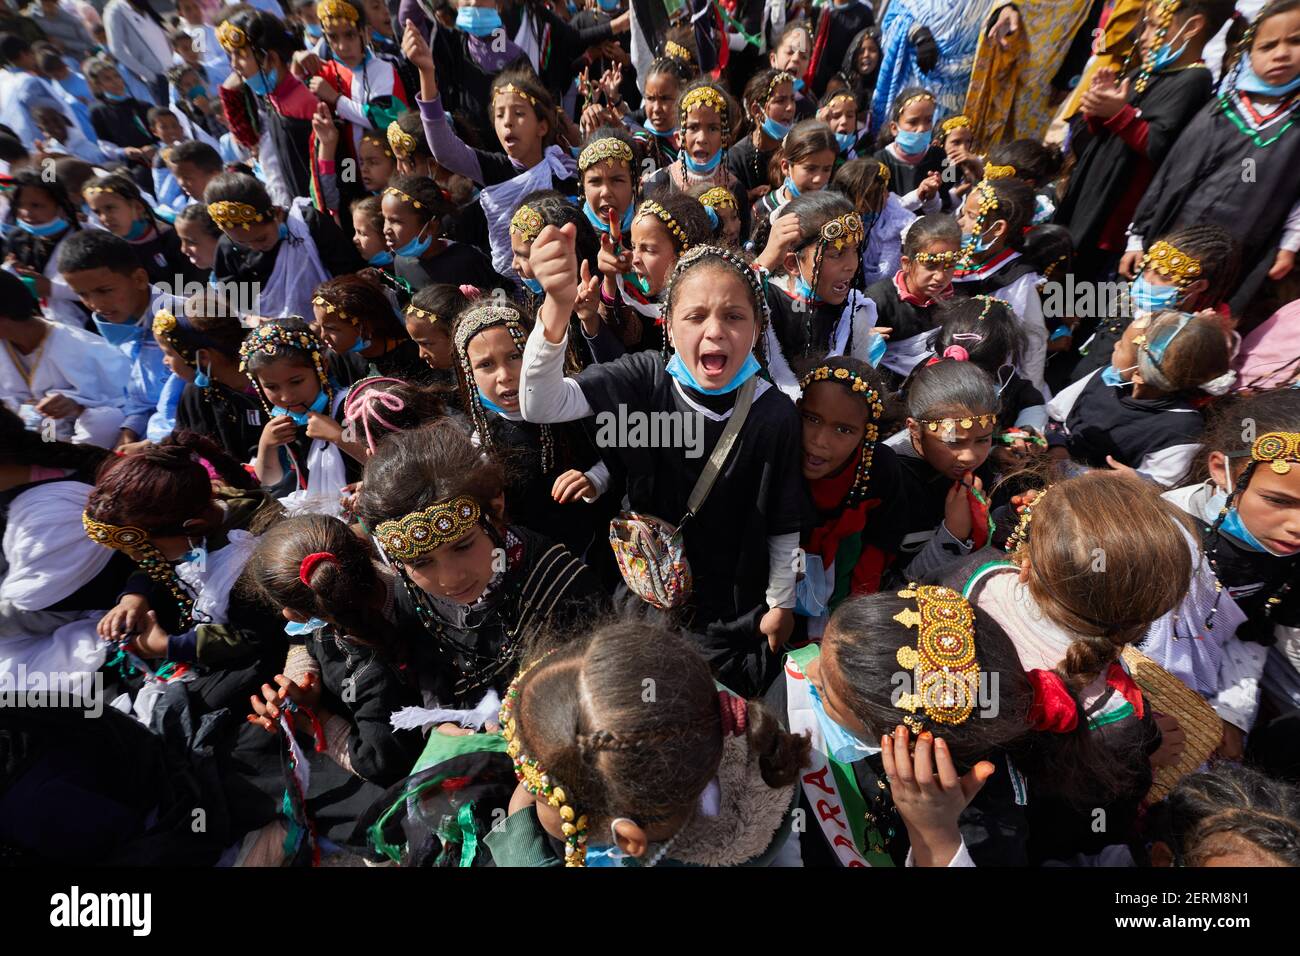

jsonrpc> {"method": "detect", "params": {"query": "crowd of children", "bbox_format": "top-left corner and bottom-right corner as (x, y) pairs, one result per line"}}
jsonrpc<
(1, 0), (1299, 870)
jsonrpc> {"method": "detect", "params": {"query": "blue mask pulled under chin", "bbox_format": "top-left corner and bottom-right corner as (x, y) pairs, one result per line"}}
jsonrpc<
(284, 616), (327, 635)
(244, 68), (279, 96)
(684, 148), (723, 175)
(272, 389), (329, 425)
(1213, 489), (1300, 556)
(808, 680), (876, 764)
(1236, 57), (1300, 96)
(304, 23), (324, 39)
(782, 176), (802, 199)
(835, 131), (857, 153)
(124, 218), (149, 241)
(582, 200), (633, 238)
(368, 249), (394, 266)
(395, 226), (433, 258)
(347, 337), (371, 354)
(1101, 364), (1136, 388)
(665, 351), (761, 395)
(761, 114), (791, 141)
(478, 393), (511, 415)
(522, 276), (543, 294)
(793, 77), (805, 92)
(17, 216), (69, 237)
(93, 316), (146, 347)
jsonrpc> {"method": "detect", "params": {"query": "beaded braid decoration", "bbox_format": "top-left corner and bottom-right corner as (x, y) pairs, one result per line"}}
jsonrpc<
(312, 294), (362, 330)
(972, 294), (1012, 322)
(494, 82), (538, 107)
(1140, 240), (1202, 289)
(635, 199), (692, 252)
(911, 250), (960, 268)
(238, 323), (333, 415)
(82, 514), (198, 628)
(958, 179), (999, 269)
(1135, 0), (1180, 93)
(679, 85), (729, 131)
(798, 212), (865, 353)
(216, 20), (249, 52)
(453, 305), (555, 473)
(151, 310), (195, 365)
(578, 136), (634, 173)
(1003, 485), (1051, 556)
(509, 203), (544, 243)
(499, 656), (589, 866)
(893, 584), (982, 733)
(387, 120), (418, 160)
(374, 495), (481, 563)
(208, 200), (270, 230)
(800, 365), (885, 506)
(764, 71), (796, 104)
(664, 40), (693, 64)
(699, 186), (738, 212)
(316, 0), (359, 25)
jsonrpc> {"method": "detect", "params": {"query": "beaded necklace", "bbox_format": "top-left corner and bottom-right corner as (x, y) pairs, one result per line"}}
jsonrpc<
(1220, 90), (1300, 148)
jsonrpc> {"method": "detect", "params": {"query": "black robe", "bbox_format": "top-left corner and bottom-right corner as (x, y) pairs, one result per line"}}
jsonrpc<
(765, 281), (856, 365)
(1129, 92), (1300, 311)
(129, 225), (206, 287)
(874, 144), (946, 204)
(727, 135), (779, 199)
(865, 274), (940, 342)
(212, 203), (365, 289)
(393, 240), (511, 294)
(175, 379), (264, 464)
(1064, 372), (1204, 469)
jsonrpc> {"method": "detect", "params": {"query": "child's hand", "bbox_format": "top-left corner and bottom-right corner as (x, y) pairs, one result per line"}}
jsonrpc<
(1105, 454), (1138, 479)
(759, 606), (794, 653)
(1215, 719), (1245, 761)
(916, 171), (942, 202)
(402, 19), (436, 79)
(871, 325), (892, 340)
(247, 673), (323, 734)
(436, 722), (474, 736)
(261, 414), (300, 448)
(943, 473), (978, 542)
(552, 468), (595, 503)
(308, 76), (340, 105)
(305, 410), (343, 443)
(987, 4), (1021, 48)
(1150, 711), (1187, 768)
(128, 611), (171, 659)
(531, 222), (580, 308)
(34, 392), (82, 420)
(882, 724), (993, 866)
(311, 102), (339, 150)
(1118, 250), (1143, 280)
(1268, 248), (1295, 281)
(756, 213), (804, 272)
(291, 50), (323, 79)
(115, 437), (153, 455)
(98, 593), (151, 641)
(574, 259), (602, 331)
(1082, 73), (1129, 121)
(339, 480), (363, 514)
(596, 230), (632, 277)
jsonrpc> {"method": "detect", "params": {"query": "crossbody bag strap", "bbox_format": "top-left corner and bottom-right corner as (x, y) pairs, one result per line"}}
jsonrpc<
(685, 375), (758, 519)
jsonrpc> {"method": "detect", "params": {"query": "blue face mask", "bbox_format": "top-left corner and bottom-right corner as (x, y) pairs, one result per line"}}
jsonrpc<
(961, 227), (995, 257)
(456, 6), (503, 38)
(1130, 275), (1180, 314)
(93, 316), (146, 347)
(522, 276), (543, 294)
(284, 616), (327, 635)
(17, 216), (69, 237)
(1212, 486), (1300, 556)
(1151, 22), (1190, 72)
(368, 249), (394, 266)
(104, 91), (128, 103)
(478, 392), (509, 415)
(684, 147), (723, 175)
(835, 130), (857, 153)
(244, 68), (279, 96)
(304, 23), (324, 39)
(1101, 364), (1137, 388)
(597, 0), (620, 10)
(187, 84), (208, 100)
(793, 77), (805, 93)
(808, 680), (875, 765)
(867, 329), (887, 367)
(394, 227), (433, 258)
(761, 113), (791, 141)
(271, 388), (329, 425)
(782, 176), (802, 199)
(582, 201), (633, 238)
(1236, 56), (1300, 96)
(644, 117), (677, 138)
(893, 127), (932, 155)
(124, 218), (149, 241)
(347, 336), (371, 354)
(665, 350), (761, 395)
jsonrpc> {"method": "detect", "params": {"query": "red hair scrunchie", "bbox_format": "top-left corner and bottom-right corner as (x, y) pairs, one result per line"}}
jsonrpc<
(1026, 669), (1079, 734)
(299, 552), (338, 588)
(718, 691), (748, 737)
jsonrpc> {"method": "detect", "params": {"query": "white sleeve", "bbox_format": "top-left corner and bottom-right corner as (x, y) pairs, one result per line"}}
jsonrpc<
(1046, 368), (1097, 423)
(899, 188), (939, 214)
(1279, 196), (1300, 253)
(1135, 441), (1200, 487)
(766, 531), (799, 609)
(1125, 230), (1144, 253)
(519, 322), (595, 423)
(905, 838), (975, 867)
(46, 328), (131, 409)
(1013, 403), (1049, 433)
(998, 274), (1046, 389)
(580, 459), (611, 503)
(1212, 636), (1269, 732)
(333, 94), (372, 131)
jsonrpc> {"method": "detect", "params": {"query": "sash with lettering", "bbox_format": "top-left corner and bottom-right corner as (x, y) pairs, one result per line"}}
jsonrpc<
(785, 645), (893, 867)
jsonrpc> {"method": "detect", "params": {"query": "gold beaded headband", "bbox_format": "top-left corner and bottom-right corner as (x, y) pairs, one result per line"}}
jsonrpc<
(453, 304), (527, 356)
(911, 250), (960, 268)
(84, 183), (132, 199)
(919, 412), (997, 438)
(765, 71), (796, 103)
(1003, 485), (1051, 555)
(893, 584), (982, 734)
(825, 91), (856, 111)
(664, 40), (693, 63)
(208, 199), (269, 230)
(940, 114), (971, 135)
(82, 514), (197, 628)
(387, 120), (418, 160)
(680, 86), (728, 126)
(509, 203), (544, 243)
(360, 130), (393, 156)
(238, 323), (332, 411)
(636, 199), (691, 251)
(1140, 240), (1202, 288)
(800, 364), (882, 403)
(216, 20), (249, 52)
(698, 186), (738, 211)
(499, 656), (589, 866)
(800, 365), (886, 504)
(898, 92), (935, 114)
(1252, 432), (1300, 475)
(405, 304), (440, 323)
(374, 495), (481, 563)
(663, 244), (769, 329)
(494, 82), (538, 107)
(578, 136), (634, 172)
(973, 294), (1011, 321)
(383, 185), (424, 209)
(151, 309), (190, 364)
(316, 0), (360, 26)
(984, 163), (1016, 180)
(312, 294), (361, 329)
(819, 212), (864, 251)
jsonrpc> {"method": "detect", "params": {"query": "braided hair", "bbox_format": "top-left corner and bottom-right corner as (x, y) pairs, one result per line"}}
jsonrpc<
(1145, 223), (1242, 310)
